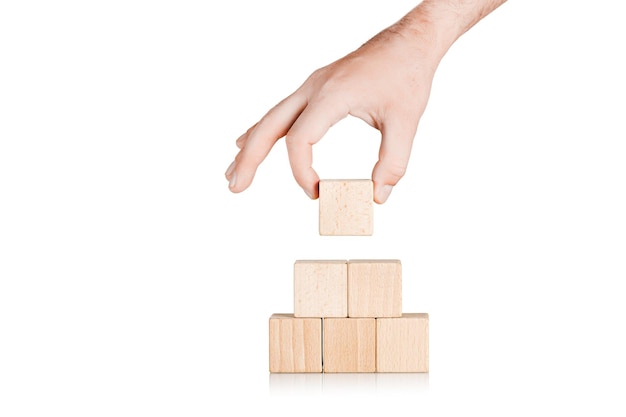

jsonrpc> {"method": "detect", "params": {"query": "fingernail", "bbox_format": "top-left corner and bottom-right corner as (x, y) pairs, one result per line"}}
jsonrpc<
(229, 172), (237, 190)
(376, 184), (393, 203)
(304, 188), (313, 199)
(225, 161), (236, 178)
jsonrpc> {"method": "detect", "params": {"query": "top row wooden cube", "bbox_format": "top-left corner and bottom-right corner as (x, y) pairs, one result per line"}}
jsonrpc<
(319, 179), (373, 236)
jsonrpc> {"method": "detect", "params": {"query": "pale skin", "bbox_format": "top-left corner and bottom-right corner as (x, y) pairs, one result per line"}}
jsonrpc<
(226, 0), (507, 203)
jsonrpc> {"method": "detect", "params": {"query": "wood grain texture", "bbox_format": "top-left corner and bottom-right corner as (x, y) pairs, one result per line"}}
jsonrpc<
(319, 179), (373, 236)
(376, 313), (429, 373)
(348, 259), (402, 318)
(323, 318), (376, 373)
(269, 314), (322, 373)
(294, 260), (348, 318)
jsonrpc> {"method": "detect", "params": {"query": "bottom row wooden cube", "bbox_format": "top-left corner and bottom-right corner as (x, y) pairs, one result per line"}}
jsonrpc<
(324, 318), (376, 373)
(269, 313), (428, 373)
(377, 313), (429, 373)
(269, 314), (322, 373)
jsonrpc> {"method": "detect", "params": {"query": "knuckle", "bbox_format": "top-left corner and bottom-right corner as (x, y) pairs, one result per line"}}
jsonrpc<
(383, 158), (407, 182)
(284, 133), (299, 147)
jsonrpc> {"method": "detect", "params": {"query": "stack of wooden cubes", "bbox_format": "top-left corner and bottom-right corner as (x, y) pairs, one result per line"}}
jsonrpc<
(269, 180), (429, 373)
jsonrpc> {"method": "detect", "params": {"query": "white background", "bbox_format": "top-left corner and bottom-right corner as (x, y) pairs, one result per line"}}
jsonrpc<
(1, 0), (625, 415)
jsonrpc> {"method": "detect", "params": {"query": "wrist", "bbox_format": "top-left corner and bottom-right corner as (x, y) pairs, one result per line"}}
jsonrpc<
(393, 0), (506, 63)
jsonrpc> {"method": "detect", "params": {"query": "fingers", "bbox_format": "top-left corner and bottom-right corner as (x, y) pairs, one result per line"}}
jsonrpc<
(226, 94), (307, 193)
(371, 118), (417, 204)
(226, 92), (348, 199)
(235, 122), (258, 149)
(228, 95), (417, 204)
(285, 98), (349, 199)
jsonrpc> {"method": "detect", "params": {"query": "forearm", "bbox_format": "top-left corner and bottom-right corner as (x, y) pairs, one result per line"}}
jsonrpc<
(383, 0), (507, 63)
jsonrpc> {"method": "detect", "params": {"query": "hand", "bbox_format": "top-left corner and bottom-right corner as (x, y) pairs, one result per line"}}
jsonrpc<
(225, 27), (436, 204)
(225, 0), (506, 203)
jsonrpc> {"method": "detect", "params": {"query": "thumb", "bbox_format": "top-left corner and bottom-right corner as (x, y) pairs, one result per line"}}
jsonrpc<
(371, 120), (417, 204)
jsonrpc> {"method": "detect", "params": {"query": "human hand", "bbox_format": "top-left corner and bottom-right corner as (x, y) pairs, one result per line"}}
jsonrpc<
(225, 0), (506, 203)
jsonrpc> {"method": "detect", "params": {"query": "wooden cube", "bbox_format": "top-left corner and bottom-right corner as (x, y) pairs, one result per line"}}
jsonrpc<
(347, 259), (402, 318)
(319, 179), (373, 236)
(294, 260), (348, 318)
(323, 318), (376, 373)
(377, 313), (429, 373)
(269, 314), (322, 373)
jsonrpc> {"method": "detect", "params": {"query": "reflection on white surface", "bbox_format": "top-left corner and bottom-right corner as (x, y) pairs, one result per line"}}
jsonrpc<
(269, 373), (429, 396)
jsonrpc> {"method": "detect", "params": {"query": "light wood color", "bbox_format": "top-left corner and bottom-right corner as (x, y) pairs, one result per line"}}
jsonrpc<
(269, 314), (322, 373)
(323, 318), (376, 373)
(347, 259), (402, 318)
(319, 179), (373, 236)
(376, 313), (429, 373)
(294, 260), (348, 318)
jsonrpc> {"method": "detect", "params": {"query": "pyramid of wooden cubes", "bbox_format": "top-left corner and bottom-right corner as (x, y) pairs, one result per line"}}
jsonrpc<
(269, 180), (429, 373)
